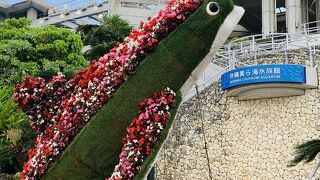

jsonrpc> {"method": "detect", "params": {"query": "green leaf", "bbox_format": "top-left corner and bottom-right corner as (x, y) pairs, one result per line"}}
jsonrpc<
(6, 129), (23, 146)
(288, 139), (320, 167)
(0, 18), (88, 84)
(77, 15), (132, 61)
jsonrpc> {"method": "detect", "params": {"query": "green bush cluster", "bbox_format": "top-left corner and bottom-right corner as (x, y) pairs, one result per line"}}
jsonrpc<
(0, 15), (132, 176)
(0, 86), (37, 174)
(0, 18), (89, 175)
(0, 18), (88, 85)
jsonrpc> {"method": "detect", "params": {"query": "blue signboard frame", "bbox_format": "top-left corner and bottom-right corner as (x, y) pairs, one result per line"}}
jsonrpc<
(221, 64), (306, 90)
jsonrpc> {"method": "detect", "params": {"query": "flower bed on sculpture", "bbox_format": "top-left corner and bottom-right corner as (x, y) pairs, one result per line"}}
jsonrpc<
(13, 0), (201, 179)
(107, 88), (176, 180)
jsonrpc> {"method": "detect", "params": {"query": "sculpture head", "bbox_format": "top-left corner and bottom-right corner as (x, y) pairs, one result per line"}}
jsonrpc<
(176, 0), (245, 95)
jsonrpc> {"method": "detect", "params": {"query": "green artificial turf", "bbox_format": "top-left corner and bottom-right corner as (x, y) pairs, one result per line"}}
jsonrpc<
(43, 0), (234, 179)
(133, 94), (182, 180)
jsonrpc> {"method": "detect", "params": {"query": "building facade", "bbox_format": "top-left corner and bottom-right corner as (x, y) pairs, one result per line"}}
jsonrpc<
(0, 0), (48, 21)
(0, 0), (166, 29)
(260, 0), (320, 34)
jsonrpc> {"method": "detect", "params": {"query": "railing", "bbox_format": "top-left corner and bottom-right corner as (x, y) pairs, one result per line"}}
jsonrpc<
(34, 0), (165, 28)
(120, 0), (168, 9)
(48, 0), (107, 16)
(212, 20), (320, 71)
(33, 0), (108, 24)
(46, 0), (167, 16)
(303, 20), (320, 35)
(182, 65), (227, 102)
(212, 33), (319, 70)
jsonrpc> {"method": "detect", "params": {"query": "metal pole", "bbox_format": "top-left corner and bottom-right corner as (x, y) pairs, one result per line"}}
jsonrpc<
(308, 161), (320, 180)
(253, 36), (257, 65)
(240, 42), (243, 58)
(305, 31), (313, 67)
(228, 44), (232, 69)
(272, 35), (274, 52)
(309, 46), (314, 67)
(232, 50), (236, 69)
(285, 34), (288, 64)
(304, 23), (307, 35)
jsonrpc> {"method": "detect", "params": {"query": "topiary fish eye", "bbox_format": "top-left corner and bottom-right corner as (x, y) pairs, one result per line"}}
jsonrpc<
(206, 2), (220, 16)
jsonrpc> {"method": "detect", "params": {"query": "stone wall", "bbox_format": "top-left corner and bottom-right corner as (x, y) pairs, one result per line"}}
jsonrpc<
(155, 64), (320, 179)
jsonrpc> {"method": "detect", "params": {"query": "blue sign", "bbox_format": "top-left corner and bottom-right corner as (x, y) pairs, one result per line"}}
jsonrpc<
(221, 64), (306, 90)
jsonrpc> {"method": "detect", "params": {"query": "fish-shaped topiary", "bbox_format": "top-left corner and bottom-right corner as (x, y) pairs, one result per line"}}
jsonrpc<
(14, 0), (244, 179)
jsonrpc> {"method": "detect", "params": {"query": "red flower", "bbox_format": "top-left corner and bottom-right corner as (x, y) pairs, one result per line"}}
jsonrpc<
(138, 138), (145, 145)
(108, 88), (176, 179)
(146, 146), (151, 155)
(22, 99), (27, 105)
(153, 114), (160, 122)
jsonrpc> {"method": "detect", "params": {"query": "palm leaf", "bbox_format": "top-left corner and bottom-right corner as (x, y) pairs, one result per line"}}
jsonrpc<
(289, 139), (320, 167)
(84, 42), (116, 60)
(75, 24), (99, 41)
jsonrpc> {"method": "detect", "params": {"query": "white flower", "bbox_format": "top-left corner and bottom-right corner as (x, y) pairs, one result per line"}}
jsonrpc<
(88, 81), (94, 88)
(128, 150), (135, 157)
(158, 123), (163, 130)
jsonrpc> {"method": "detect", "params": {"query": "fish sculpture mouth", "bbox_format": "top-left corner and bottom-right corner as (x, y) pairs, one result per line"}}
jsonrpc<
(181, 5), (245, 98)
(14, 0), (244, 179)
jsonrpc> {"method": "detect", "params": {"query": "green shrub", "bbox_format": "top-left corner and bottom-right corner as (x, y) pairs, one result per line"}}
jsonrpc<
(0, 86), (36, 174)
(0, 18), (88, 85)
